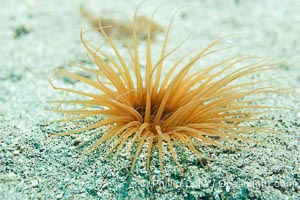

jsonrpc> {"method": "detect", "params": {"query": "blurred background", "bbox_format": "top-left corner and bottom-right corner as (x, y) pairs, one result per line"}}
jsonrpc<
(1, 0), (299, 199)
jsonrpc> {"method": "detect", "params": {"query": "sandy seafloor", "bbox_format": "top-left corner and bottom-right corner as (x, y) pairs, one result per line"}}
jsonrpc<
(1, 0), (300, 199)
